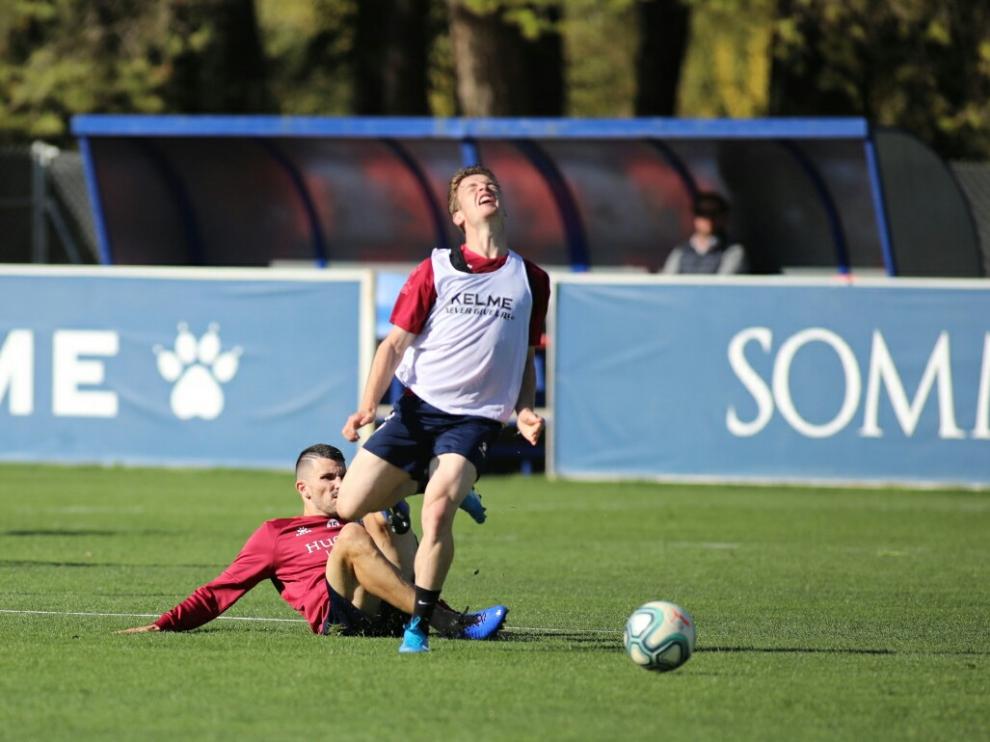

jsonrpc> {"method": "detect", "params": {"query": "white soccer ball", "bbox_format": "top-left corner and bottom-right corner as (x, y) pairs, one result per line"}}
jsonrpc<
(623, 600), (696, 672)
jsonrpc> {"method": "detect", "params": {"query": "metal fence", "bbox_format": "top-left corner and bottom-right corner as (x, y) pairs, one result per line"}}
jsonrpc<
(0, 143), (97, 264)
(951, 161), (990, 276)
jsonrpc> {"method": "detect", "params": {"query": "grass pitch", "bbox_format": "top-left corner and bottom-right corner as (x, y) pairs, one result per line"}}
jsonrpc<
(1, 464), (988, 741)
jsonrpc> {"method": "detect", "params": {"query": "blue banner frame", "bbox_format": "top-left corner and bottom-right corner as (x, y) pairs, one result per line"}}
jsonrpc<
(550, 276), (990, 487)
(0, 266), (372, 469)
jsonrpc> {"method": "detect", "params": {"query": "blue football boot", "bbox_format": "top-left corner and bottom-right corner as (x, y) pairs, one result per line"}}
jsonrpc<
(399, 615), (430, 654)
(459, 488), (487, 524)
(458, 604), (509, 640)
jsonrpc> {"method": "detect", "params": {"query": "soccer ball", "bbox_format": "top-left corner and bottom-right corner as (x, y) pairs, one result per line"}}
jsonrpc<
(623, 601), (696, 672)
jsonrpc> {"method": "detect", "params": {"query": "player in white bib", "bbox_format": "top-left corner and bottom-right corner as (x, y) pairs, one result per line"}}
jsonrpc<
(338, 166), (550, 653)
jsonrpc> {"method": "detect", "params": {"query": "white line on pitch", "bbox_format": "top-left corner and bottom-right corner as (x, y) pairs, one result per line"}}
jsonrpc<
(0, 609), (304, 623)
(0, 608), (618, 634)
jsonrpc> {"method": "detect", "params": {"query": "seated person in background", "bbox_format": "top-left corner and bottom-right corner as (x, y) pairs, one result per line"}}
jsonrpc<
(119, 443), (506, 639)
(663, 192), (749, 275)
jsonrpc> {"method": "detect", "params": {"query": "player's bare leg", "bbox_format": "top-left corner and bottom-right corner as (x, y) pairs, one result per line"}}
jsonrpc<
(426, 456), (487, 524)
(326, 520), (503, 640)
(326, 522), (414, 615)
(362, 508), (417, 582)
(336, 448), (410, 522)
(399, 453), (476, 652)
(416, 453), (477, 591)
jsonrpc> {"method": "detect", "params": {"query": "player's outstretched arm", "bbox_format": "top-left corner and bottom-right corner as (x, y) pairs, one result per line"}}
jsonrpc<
(342, 326), (416, 442)
(117, 524), (274, 634)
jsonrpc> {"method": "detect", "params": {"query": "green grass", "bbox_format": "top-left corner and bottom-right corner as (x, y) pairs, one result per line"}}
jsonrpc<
(1, 464), (988, 741)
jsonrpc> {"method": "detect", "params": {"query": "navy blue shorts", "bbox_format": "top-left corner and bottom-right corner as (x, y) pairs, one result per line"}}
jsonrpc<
(323, 581), (406, 637)
(363, 394), (502, 482)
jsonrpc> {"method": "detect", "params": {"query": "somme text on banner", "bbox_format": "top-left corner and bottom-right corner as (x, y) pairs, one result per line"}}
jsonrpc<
(552, 279), (990, 486)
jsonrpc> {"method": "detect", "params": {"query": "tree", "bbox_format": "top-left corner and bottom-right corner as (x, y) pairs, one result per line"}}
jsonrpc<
(634, 0), (690, 115)
(256, 0), (354, 115)
(561, 0), (637, 116)
(676, 0), (774, 117)
(0, 0), (275, 144)
(0, 0), (168, 143)
(770, 0), (990, 159)
(447, 0), (564, 116)
(164, 0), (275, 113)
(352, 0), (431, 114)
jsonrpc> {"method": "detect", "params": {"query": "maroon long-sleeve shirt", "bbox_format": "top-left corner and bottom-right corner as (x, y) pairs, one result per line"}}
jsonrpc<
(155, 515), (346, 634)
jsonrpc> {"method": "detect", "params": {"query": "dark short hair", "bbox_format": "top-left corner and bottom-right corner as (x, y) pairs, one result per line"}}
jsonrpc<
(295, 443), (345, 477)
(448, 165), (500, 217)
(693, 192), (729, 218)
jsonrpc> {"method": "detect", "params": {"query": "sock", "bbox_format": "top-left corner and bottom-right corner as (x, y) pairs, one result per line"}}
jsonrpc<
(412, 586), (441, 631)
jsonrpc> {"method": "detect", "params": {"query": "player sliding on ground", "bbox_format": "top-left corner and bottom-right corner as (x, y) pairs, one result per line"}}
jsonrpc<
(120, 444), (507, 640)
(339, 165), (549, 653)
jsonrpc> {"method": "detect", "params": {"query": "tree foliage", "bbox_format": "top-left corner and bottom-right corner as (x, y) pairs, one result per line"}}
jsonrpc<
(0, 0), (170, 141)
(678, 0), (774, 117)
(165, 0), (275, 114)
(0, 0), (276, 143)
(562, 0), (637, 117)
(256, 0), (353, 115)
(0, 0), (985, 158)
(770, 0), (990, 159)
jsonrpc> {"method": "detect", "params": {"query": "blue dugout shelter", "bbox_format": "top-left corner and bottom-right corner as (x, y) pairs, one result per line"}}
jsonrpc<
(71, 116), (983, 277)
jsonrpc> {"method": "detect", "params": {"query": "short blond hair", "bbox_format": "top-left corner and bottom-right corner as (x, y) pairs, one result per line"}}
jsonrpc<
(447, 165), (500, 218)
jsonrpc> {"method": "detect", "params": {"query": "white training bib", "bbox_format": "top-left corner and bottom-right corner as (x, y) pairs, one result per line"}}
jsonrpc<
(395, 249), (533, 422)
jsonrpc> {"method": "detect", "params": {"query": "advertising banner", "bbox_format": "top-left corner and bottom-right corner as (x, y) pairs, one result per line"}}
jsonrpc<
(551, 277), (990, 486)
(0, 267), (370, 468)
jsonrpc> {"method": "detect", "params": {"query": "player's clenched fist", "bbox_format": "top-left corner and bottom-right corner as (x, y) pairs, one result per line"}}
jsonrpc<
(515, 408), (545, 446)
(342, 409), (376, 441)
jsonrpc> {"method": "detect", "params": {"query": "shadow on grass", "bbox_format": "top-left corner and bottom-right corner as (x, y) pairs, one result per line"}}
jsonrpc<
(496, 630), (952, 657)
(499, 628), (623, 651)
(700, 645), (896, 655)
(697, 646), (988, 658)
(0, 559), (221, 569)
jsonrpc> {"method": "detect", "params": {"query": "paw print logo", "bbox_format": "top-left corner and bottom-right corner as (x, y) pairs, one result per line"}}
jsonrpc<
(154, 323), (242, 420)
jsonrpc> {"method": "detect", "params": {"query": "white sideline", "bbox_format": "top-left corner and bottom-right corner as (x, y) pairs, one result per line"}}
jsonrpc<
(0, 608), (617, 634)
(0, 608), (304, 623)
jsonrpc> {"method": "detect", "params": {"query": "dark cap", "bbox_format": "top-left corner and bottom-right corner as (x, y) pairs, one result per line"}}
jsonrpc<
(693, 192), (729, 218)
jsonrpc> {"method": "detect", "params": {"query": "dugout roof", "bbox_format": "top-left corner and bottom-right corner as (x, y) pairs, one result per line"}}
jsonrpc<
(71, 115), (983, 277)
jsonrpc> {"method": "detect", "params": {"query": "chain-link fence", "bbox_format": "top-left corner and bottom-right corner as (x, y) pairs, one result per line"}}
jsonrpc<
(951, 161), (990, 277)
(0, 143), (97, 264)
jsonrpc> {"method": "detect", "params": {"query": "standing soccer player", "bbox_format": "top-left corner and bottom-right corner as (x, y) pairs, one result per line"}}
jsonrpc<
(338, 165), (550, 653)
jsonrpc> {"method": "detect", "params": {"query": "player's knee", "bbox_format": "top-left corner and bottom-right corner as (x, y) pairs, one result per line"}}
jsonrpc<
(335, 496), (365, 522)
(336, 522), (374, 554)
(420, 497), (457, 536)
